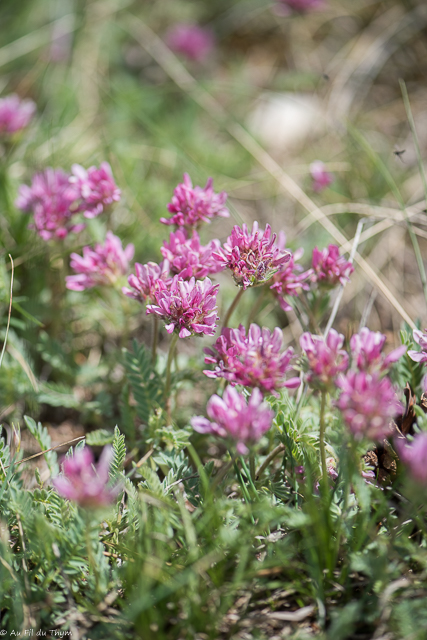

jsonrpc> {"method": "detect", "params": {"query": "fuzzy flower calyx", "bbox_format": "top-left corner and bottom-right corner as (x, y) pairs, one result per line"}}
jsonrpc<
(146, 275), (219, 338)
(204, 323), (300, 395)
(312, 244), (354, 288)
(215, 222), (290, 290)
(161, 173), (229, 229)
(53, 446), (119, 508)
(161, 229), (224, 279)
(0, 94), (36, 136)
(66, 232), (134, 291)
(300, 329), (348, 390)
(191, 387), (274, 455)
(336, 371), (402, 442)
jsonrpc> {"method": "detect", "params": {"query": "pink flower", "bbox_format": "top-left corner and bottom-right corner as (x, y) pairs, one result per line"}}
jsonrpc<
(166, 24), (215, 62)
(408, 329), (427, 364)
(66, 231), (134, 291)
(204, 323), (300, 395)
(0, 94), (36, 135)
(270, 248), (313, 312)
(70, 162), (121, 219)
(191, 387), (274, 455)
(336, 371), (403, 441)
(161, 173), (229, 228)
(52, 446), (120, 508)
(300, 329), (349, 390)
(214, 222), (291, 290)
(312, 244), (354, 288)
(277, 0), (325, 14)
(350, 328), (406, 373)
(123, 260), (171, 304)
(161, 229), (224, 279)
(146, 275), (219, 338)
(15, 168), (83, 240)
(310, 161), (334, 192)
(396, 432), (427, 484)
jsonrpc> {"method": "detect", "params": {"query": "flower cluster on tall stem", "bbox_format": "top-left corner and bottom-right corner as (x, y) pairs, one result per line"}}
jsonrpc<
(350, 327), (406, 373)
(214, 222), (291, 290)
(311, 244), (354, 289)
(300, 329), (348, 391)
(123, 260), (171, 304)
(0, 94), (36, 136)
(160, 173), (229, 229)
(204, 323), (300, 395)
(191, 387), (274, 455)
(161, 229), (224, 279)
(70, 162), (121, 218)
(66, 231), (134, 291)
(310, 161), (334, 192)
(146, 275), (219, 338)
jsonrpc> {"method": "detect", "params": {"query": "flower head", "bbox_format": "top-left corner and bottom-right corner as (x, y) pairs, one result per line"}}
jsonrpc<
(52, 446), (119, 508)
(70, 162), (121, 218)
(350, 328), (406, 373)
(396, 432), (427, 484)
(161, 173), (229, 229)
(336, 371), (402, 441)
(270, 248), (312, 311)
(16, 168), (82, 240)
(66, 231), (134, 291)
(204, 323), (300, 395)
(215, 222), (291, 290)
(0, 94), (36, 135)
(312, 244), (354, 288)
(147, 275), (219, 338)
(300, 329), (348, 390)
(277, 0), (325, 13)
(191, 387), (274, 455)
(310, 161), (334, 192)
(123, 260), (171, 304)
(408, 329), (427, 364)
(161, 229), (224, 279)
(166, 23), (215, 62)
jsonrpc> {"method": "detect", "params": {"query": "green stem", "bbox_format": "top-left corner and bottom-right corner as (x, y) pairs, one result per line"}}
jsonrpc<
(246, 287), (265, 330)
(240, 456), (258, 500)
(319, 391), (328, 495)
(222, 287), (244, 329)
(249, 453), (256, 482)
(164, 332), (179, 422)
(151, 315), (158, 364)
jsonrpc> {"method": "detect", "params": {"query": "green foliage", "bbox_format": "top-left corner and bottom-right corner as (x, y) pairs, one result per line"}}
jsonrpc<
(122, 340), (164, 426)
(24, 415), (59, 477)
(110, 425), (126, 481)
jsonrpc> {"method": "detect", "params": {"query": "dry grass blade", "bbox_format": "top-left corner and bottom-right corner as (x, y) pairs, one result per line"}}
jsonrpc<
(5, 435), (85, 469)
(123, 17), (416, 330)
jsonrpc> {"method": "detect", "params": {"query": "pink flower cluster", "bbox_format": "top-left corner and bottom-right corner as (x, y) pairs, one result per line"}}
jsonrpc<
(166, 24), (215, 62)
(396, 432), (427, 485)
(191, 387), (274, 455)
(312, 244), (354, 288)
(53, 446), (119, 508)
(300, 329), (348, 390)
(270, 247), (312, 312)
(66, 231), (134, 291)
(215, 222), (290, 290)
(161, 229), (224, 279)
(350, 328), (406, 373)
(204, 323), (300, 395)
(0, 94), (36, 136)
(161, 173), (229, 229)
(310, 161), (334, 192)
(16, 162), (121, 240)
(147, 275), (219, 338)
(408, 329), (427, 364)
(336, 371), (402, 442)
(123, 260), (171, 303)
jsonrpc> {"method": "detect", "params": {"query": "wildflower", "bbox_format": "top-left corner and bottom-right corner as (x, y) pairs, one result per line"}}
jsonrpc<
(336, 371), (402, 441)
(53, 446), (119, 508)
(16, 168), (83, 240)
(123, 260), (171, 304)
(214, 222), (291, 290)
(277, 0), (325, 13)
(166, 23), (215, 62)
(270, 248), (312, 312)
(408, 329), (427, 364)
(70, 162), (121, 218)
(161, 173), (229, 228)
(310, 161), (334, 192)
(312, 244), (354, 288)
(204, 323), (300, 395)
(66, 231), (134, 291)
(191, 387), (274, 455)
(350, 327), (406, 373)
(161, 229), (224, 279)
(300, 329), (348, 390)
(396, 432), (427, 484)
(146, 275), (219, 338)
(0, 94), (36, 136)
